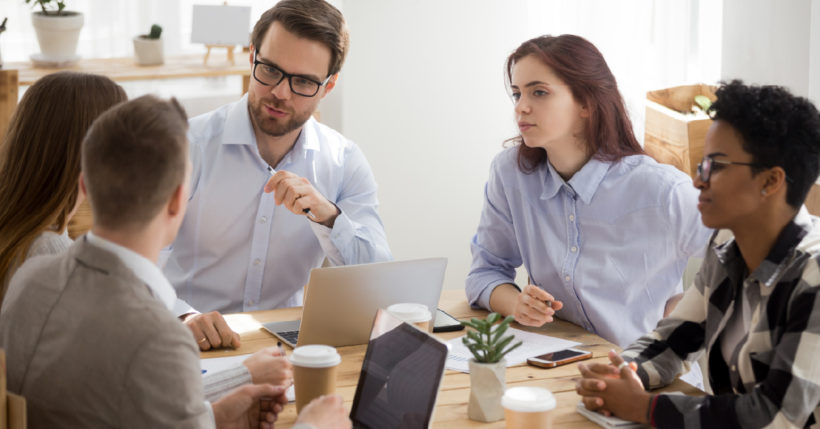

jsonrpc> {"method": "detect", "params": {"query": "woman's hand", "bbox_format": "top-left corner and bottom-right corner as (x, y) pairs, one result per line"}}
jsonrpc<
(513, 284), (564, 326)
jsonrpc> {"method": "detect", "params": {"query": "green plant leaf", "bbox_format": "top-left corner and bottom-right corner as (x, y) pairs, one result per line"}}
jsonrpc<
(487, 312), (500, 325)
(694, 95), (712, 113)
(498, 340), (523, 360)
(491, 322), (509, 343)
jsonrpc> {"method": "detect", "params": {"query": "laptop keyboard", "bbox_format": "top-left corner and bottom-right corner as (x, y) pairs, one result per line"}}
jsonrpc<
(279, 330), (299, 344)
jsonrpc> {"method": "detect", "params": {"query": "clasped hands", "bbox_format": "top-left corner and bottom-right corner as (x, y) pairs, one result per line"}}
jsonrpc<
(575, 350), (652, 424)
(264, 170), (340, 228)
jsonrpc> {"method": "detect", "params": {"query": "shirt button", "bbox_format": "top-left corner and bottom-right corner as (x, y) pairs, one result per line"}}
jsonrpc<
(259, 216), (267, 224)
(569, 215), (575, 221)
(731, 365), (736, 372)
(564, 275), (571, 282)
(571, 246), (578, 253)
(253, 258), (261, 266)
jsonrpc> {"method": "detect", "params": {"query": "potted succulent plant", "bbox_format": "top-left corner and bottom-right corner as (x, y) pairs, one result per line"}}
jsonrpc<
(461, 312), (522, 422)
(25, 0), (84, 64)
(133, 24), (163, 66)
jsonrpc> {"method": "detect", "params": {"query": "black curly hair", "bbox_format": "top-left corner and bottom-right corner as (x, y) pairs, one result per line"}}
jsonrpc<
(709, 80), (820, 208)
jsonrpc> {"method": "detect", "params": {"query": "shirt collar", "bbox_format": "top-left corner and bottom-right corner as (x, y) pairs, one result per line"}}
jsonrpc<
(220, 94), (322, 161)
(221, 94), (256, 146)
(713, 206), (813, 287)
(86, 232), (177, 311)
(541, 156), (610, 204)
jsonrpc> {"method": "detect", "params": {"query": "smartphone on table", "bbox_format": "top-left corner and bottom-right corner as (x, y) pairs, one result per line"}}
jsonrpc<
(526, 348), (592, 368)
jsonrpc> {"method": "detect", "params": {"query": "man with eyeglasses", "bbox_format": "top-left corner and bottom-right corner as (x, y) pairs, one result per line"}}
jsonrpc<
(163, 0), (392, 350)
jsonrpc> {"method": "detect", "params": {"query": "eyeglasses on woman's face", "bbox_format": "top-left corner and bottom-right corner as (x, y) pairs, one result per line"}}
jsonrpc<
(696, 155), (762, 183)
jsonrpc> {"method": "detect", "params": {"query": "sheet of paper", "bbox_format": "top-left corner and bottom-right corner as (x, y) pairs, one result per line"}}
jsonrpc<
(445, 327), (580, 372)
(201, 354), (295, 402)
(575, 401), (650, 428)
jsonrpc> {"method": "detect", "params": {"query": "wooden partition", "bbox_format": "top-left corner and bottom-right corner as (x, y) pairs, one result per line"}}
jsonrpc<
(0, 70), (18, 139)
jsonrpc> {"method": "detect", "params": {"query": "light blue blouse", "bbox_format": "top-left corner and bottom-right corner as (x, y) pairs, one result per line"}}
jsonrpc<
(466, 147), (711, 347)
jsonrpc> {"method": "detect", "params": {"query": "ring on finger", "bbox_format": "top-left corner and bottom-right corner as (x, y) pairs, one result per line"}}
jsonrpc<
(198, 337), (208, 343)
(617, 361), (630, 371)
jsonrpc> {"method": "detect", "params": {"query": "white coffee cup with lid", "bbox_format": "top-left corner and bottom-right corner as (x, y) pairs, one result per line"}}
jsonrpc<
(502, 386), (557, 428)
(387, 302), (433, 331)
(290, 345), (341, 412)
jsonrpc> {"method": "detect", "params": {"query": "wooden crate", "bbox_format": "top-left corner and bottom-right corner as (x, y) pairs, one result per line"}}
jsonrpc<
(644, 84), (716, 178)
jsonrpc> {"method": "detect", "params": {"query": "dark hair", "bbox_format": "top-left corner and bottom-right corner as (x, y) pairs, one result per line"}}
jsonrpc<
(505, 34), (643, 173)
(82, 95), (189, 230)
(709, 80), (820, 208)
(0, 72), (126, 301)
(251, 0), (349, 77)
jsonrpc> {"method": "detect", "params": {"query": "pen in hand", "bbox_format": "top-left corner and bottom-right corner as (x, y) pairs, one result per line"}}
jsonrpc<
(267, 166), (318, 220)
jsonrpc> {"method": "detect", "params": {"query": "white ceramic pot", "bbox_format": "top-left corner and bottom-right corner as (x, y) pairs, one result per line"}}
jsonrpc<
(31, 11), (84, 61)
(468, 359), (506, 422)
(132, 36), (164, 66)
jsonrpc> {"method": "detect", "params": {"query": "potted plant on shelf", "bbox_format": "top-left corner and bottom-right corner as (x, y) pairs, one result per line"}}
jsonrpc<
(25, 0), (84, 65)
(461, 312), (522, 422)
(133, 24), (163, 66)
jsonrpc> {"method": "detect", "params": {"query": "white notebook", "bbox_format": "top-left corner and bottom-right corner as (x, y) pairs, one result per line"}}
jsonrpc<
(575, 401), (651, 428)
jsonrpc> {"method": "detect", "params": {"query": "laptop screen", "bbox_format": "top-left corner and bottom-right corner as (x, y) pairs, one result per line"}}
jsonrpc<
(350, 309), (449, 429)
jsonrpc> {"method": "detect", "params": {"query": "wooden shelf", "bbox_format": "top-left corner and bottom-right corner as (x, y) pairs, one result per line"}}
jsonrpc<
(6, 54), (250, 86)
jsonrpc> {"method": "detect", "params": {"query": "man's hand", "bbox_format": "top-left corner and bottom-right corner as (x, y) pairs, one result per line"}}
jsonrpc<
(264, 170), (340, 227)
(513, 284), (564, 326)
(576, 350), (650, 423)
(183, 311), (241, 351)
(244, 346), (293, 387)
(295, 394), (351, 429)
(212, 384), (288, 429)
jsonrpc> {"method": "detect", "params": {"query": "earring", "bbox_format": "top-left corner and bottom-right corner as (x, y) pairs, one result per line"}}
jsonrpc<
(761, 189), (767, 196)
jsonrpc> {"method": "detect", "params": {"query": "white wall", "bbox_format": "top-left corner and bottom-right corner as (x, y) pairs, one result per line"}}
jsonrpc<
(811, 0), (820, 105)
(338, 1), (531, 290)
(722, 0), (816, 103)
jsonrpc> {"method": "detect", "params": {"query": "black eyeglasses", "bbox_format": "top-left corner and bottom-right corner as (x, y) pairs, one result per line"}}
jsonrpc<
(696, 155), (762, 183)
(252, 50), (332, 97)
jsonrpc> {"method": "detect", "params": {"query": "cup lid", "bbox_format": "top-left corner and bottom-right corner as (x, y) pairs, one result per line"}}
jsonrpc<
(290, 345), (341, 368)
(502, 386), (556, 412)
(387, 303), (432, 323)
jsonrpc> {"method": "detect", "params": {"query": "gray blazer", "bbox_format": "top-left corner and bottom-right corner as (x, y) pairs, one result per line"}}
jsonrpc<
(0, 237), (213, 428)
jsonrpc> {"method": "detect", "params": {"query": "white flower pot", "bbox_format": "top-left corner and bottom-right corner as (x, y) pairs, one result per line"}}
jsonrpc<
(133, 36), (164, 66)
(468, 359), (506, 422)
(31, 11), (84, 62)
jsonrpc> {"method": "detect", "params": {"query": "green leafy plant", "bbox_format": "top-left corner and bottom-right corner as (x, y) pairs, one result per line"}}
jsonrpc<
(147, 24), (162, 39)
(693, 95), (712, 114)
(24, 0), (68, 16)
(461, 312), (522, 363)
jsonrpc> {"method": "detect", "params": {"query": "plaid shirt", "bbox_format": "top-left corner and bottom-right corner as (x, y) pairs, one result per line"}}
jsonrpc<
(623, 207), (820, 428)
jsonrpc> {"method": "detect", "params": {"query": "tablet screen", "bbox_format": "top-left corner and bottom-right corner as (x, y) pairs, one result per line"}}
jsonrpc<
(350, 310), (448, 429)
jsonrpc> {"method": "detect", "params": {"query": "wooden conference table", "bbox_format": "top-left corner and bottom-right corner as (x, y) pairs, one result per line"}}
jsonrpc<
(201, 289), (701, 428)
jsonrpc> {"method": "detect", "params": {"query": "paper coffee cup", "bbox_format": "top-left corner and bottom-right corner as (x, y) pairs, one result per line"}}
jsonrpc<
(387, 302), (433, 331)
(290, 345), (342, 413)
(502, 386), (556, 429)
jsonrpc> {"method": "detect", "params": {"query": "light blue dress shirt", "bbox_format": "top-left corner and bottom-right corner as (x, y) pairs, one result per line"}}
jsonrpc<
(164, 95), (392, 314)
(466, 147), (711, 347)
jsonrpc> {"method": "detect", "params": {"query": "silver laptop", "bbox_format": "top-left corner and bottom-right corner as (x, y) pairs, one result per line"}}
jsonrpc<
(263, 257), (447, 347)
(350, 309), (449, 428)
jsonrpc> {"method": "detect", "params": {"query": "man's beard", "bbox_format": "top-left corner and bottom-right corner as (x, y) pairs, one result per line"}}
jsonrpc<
(249, 95), (312, 137)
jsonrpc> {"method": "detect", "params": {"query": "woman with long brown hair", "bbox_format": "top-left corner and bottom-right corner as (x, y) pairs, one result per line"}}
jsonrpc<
(0, 72), (127, 302)
(466, 34), (711, 352)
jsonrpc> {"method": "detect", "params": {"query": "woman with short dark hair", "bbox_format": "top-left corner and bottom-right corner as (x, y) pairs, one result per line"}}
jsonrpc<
(577, 80), (820, 428)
